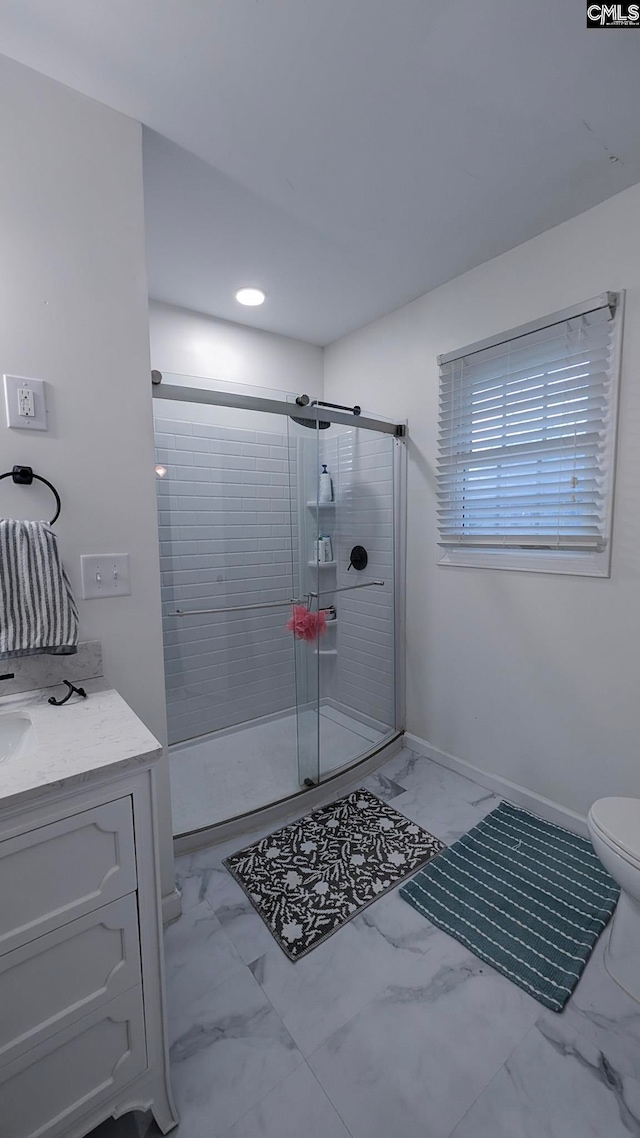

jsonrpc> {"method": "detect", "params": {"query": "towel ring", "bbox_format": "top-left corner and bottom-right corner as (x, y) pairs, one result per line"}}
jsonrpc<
(0, 466), (61, 525)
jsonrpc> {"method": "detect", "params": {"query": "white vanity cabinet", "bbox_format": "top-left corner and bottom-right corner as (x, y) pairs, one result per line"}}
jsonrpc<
(0, 703), (178, 1138)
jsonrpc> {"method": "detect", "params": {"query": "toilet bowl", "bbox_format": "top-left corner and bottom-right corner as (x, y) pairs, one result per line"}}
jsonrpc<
(588, 796), (640, 1003)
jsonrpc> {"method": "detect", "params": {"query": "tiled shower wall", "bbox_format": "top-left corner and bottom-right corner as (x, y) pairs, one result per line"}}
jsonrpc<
(155, 413), (298, 745)
(326, 429), (396, 729)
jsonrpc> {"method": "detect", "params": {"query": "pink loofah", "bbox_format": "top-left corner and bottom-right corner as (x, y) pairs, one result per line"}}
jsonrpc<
(286, 605), (327, 642)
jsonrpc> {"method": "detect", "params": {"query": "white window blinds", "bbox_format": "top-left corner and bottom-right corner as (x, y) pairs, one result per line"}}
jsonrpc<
(437, 295), (620, 552)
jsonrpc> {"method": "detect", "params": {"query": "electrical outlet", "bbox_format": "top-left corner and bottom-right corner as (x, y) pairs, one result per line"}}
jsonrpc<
(18, 386), (35, 417)
(3, 375), (48, 430)
(80, 555), (131, 599)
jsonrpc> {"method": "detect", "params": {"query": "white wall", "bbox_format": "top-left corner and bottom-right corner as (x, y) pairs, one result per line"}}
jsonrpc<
(149, 300), (323, 396)
(0, 56), (175, 900)
(325, 181), (640, 819)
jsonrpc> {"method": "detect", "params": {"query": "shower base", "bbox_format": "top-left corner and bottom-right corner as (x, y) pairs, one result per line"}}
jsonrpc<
(169, 705), (386, 835)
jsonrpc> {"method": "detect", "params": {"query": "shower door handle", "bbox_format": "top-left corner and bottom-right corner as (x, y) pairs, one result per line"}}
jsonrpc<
(170, 598), (303, 616)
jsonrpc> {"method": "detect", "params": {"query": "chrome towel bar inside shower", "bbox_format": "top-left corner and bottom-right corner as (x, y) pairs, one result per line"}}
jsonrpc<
(170, 578), (385, 617)
(170, 598), (303, 617)
(308, 579), (385, 599)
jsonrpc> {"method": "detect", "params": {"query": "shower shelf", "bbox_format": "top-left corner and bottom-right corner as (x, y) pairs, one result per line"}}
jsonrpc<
(313, 649), (338, 656)
(308, 560), (337, 568)
(306, 500), (336, 508)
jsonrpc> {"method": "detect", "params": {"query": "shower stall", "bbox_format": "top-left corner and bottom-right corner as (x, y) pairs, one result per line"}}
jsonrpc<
(153, 374), (405, 839)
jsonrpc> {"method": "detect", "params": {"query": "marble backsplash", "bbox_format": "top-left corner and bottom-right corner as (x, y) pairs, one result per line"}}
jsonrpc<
(0, 640), (103, 695)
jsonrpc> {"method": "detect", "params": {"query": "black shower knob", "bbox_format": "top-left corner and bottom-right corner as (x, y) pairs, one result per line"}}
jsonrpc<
(348, 545), (368, 571)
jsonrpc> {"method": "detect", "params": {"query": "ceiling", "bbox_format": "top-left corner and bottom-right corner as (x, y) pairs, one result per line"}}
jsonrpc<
(2, 0), (640, 345)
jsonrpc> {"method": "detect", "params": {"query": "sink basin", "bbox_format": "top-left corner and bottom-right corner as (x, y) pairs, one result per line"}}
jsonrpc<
(0, 714), (34, 763)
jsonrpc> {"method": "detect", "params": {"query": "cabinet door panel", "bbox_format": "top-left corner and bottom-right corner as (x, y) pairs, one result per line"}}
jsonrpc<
(0, 893), (141, 1065)
(0, 797), (136, 954)
(0, 987), (147, 1138)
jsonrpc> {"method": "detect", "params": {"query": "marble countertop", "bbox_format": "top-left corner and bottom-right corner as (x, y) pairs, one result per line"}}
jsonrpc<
(0, 680), (162, 811)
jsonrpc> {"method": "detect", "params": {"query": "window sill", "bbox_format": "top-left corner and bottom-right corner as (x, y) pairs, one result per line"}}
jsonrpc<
(437, 546), (611, 577)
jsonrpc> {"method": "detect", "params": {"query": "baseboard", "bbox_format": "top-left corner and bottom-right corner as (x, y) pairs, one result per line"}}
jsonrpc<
(161, 887), (182, 925)
(404, 733), (589, 838)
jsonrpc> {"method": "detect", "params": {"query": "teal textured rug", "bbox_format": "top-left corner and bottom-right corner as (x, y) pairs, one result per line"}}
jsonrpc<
(399, 801), (619, 1011)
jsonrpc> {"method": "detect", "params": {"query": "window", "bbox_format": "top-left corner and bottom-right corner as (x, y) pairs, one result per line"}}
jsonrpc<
(436, 293), (623, 576)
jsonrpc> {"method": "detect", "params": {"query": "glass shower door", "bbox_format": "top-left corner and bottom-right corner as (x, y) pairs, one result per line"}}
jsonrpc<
(286, 411), (398, 788)
(315, 421), (397, 779)
(156, 389), (321, 832)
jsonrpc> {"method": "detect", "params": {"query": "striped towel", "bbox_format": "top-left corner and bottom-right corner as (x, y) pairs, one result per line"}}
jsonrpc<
(0, 520), (78, 658)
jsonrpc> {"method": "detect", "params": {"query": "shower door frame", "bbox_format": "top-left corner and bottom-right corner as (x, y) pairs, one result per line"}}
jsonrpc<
(154, 382), (404, 437)
(153, 378), (407, 839)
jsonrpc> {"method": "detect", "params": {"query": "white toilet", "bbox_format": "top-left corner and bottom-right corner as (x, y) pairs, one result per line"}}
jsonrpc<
(588, 796), (640, 1002)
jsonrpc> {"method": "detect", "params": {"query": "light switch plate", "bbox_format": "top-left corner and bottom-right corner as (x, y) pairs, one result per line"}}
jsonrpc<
(3, 374), (48, 430)
(81, 554), (131, 599)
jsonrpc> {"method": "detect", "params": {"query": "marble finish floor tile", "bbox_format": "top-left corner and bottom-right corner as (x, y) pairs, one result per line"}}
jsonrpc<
(248, 885), (468, 1057)
(175, 830), (272, 910)
(539, 927), (640, 1072)
(391, 781), (500, 846)
(174, 851), (221, 912)
(169, 967), (304, 1138)
(308, 952), (540, 1138)
(450, 1013), (640, 1137)
(164, 901), (245, 1045)
(220, 1063), (351, 1138)
(378, 748), (501, 844)
(383, 749), (499, 807)
(176, 848), (291, 963)
(362, 768), (407, 800)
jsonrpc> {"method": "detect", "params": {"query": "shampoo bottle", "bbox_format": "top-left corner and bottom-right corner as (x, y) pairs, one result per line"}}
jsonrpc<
(319, 464), (333, 503)
(320, 535), (333, 562)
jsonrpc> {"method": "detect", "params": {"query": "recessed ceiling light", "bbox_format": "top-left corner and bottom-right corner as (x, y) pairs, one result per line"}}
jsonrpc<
(235, 286), (266, 307)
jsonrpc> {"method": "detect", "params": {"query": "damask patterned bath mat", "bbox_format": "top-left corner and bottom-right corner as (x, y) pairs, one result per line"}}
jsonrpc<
(400, 800), (619, 1011)
(223, 787), (445, 960)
